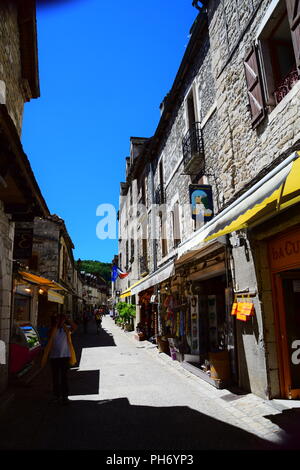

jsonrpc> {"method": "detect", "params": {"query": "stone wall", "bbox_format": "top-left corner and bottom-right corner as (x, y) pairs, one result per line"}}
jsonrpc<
(0, 1), (39, 392)
(150, 24), (217, 265)
(116, 0), (300, 398)
(229, 232), (270, 398)
(0, 1), (26, 134)
(32, 218), (61, 281)
(0, 201), (14, 393)
(208, 0), (300, 205)
(206, 0), (300, 398)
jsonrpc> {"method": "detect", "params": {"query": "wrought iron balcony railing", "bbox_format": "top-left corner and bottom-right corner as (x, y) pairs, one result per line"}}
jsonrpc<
(182, 122), (205, 176)
(274, 68), (299, 105)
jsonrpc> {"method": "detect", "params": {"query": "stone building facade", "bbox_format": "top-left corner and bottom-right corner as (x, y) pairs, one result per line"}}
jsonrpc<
(14, 214), (81, 327)
(116, 0), (300, 400)
(81, 272), (108, 310)
(0, 0), (39, 134)
(0, 201), (15, 389)
(0, 1), (46, 392)
(117, 138), (150, 302)
(205, 0), (300, 399)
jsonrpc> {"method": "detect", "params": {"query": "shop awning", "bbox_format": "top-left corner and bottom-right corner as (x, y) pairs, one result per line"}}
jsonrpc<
(119, 276), (149, 299)
(204, 153), (300, 242)
(131, 260), (175, 295)
(18, 271), (67, 291)
(47, 290), (64, 304)
(176, 239), (227, 266)
(174, 152), (300, 263)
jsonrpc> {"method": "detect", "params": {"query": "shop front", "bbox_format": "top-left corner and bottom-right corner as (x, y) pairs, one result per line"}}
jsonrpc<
(172, 250), (233, 389)
(14, 284), (34, 323)
(130, 260), (175, 342)
(137, 288), (157, 341)
(268, 226), (300, 399)
(202, 151), (300, 399)
(10, 282), (41, 377)
(157, 280), (189, 360)
(9, 271), (66, 377)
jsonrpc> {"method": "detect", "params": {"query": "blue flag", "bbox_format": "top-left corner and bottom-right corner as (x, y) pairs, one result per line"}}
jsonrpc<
(111, 265), (118, 282)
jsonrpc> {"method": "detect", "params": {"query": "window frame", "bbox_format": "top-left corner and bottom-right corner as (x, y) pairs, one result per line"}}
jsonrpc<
(184, 83), (200, 134)
(245, 0), (300, 127)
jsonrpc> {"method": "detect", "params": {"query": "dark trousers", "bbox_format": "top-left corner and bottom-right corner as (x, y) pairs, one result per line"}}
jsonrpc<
(96, 320), (101, 333)
(50, 357), (70, 399)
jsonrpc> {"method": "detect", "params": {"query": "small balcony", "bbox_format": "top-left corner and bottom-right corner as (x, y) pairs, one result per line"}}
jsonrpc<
(182, 122), (205, 176)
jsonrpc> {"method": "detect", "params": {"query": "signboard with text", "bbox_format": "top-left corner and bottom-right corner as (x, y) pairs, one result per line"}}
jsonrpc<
(268, 228), (300, 272)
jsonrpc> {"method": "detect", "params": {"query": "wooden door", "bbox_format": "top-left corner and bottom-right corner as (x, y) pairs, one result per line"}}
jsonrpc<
(273, 270), (300, 398)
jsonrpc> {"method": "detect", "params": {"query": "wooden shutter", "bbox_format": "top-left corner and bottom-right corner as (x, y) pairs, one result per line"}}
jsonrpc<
(286, 0), (300, 71)
(244, 45), (265, 128)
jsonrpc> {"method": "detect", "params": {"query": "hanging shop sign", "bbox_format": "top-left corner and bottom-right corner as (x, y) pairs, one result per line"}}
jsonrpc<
(48, 290), (64, 305)
(13, 228), (33, 260)
(231, 301), (255, 322)
(189, 184), (214, 222)
(268, 228), (300, 272)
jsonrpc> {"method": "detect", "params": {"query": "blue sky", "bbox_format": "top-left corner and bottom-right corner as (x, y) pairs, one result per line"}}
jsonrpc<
(21, 0), (198, 263)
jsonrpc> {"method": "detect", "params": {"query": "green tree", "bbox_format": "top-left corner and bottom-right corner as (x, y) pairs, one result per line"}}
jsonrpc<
(77, 259), (111, 282)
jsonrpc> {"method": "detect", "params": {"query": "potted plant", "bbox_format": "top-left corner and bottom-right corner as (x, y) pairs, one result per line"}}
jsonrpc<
(116, 302), (136, 332)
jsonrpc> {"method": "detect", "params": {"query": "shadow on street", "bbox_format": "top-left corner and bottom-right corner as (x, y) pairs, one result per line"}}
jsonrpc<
(0, 391), (280, 450)
(0, 324), (297, 451)
(72, 322), (116, 364)
(264, 408), (300, 450)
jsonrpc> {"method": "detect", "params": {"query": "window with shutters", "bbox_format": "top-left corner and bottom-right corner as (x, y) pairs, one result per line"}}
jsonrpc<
(130, 231), (135, 263)
(171, 202), (181, 248)
(244, 0), (300, 128)
(159, 211), (168, 258)
(125, 240), (129, 269)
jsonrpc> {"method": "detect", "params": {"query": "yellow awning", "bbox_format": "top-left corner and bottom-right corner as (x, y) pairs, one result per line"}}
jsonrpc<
(119, 276), (149, 299)
(18, 271), (67, 291)
(120, 291), (131, 299)
(205, 155), (300, 242)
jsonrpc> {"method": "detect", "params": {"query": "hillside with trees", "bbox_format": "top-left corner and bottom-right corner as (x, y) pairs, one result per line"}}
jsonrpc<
(77, 259), (111, 282)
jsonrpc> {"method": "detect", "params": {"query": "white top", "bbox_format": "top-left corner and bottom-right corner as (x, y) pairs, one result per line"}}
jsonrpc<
(50, 328), (71, 359)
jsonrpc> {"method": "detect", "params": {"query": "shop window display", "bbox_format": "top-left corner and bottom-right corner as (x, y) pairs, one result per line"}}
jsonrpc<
(138, 289), (157, 342)
(158, 276), (230, 386)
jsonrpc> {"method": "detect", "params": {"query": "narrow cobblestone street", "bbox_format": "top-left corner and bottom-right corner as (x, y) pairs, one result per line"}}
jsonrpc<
(0, 316), (299, 451)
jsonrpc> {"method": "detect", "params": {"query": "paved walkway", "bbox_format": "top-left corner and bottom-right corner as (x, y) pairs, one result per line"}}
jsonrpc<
(0, 316), (299, 450)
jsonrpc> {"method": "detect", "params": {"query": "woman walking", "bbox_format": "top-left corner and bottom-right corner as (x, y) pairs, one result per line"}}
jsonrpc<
(41, 314), (77, 405)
